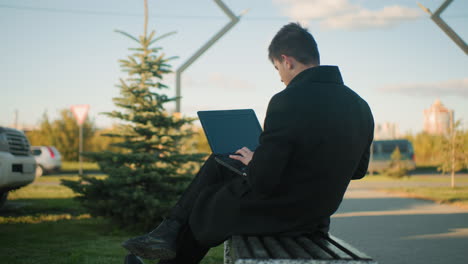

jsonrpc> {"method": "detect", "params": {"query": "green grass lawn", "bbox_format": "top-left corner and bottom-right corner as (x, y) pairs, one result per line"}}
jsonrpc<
(361, 173), (468, 208)
(61, 161), (100, 172)
(36, 175), (107, 184)
(0, 175), (223, 264)
(385, 186), (468, 208)
(362, 174), (468, 183)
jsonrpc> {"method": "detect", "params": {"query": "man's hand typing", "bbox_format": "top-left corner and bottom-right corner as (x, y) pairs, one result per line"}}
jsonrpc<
(229, 147), (254, 166)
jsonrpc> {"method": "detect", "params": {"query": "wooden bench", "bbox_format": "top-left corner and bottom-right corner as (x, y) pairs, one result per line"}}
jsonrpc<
(224, 232), (377, 264)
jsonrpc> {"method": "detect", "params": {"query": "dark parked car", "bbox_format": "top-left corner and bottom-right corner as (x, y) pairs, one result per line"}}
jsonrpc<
(368, 139), (416, 173)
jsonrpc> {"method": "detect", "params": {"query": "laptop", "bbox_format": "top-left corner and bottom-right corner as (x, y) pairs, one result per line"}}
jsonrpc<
(197, 109), (263, 176)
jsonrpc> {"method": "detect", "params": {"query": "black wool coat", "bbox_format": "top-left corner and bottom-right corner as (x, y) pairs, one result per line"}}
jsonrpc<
(189, 66), (374, 247)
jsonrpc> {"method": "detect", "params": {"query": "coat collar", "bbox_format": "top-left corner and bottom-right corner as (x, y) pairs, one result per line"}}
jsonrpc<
(287, 65), (344, 88)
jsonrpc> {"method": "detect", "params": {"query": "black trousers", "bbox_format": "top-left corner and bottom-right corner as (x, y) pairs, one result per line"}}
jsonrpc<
(167, 155), (238, 264)
(166, 155), (331, 263)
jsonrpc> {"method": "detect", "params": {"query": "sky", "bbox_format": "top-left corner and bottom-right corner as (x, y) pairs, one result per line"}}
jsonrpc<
(1, 0), (467, 134)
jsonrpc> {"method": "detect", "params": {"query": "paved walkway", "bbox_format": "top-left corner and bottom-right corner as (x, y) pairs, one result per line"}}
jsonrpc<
(350, 174), (468, 189)
(331, 181), (468, 264)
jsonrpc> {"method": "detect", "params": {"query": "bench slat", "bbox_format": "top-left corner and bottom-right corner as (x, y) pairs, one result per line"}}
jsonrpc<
(311, 235), (353, 260)
(296, 236), (334, 260)
(278, 237), (313, 259)
(227, 234), (376, 263)
(232, 236), (252, 259)
(247, 236), (270, 259)
(327, 235), (373, 260)
(263, 236), (291, 259)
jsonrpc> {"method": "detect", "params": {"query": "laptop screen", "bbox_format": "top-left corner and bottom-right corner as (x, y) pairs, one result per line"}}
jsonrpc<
(197, 109), (262, 154)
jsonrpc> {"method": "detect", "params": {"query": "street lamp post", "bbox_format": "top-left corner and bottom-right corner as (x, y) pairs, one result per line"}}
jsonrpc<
(175, 0), (248, 113)
(418, 0), (468, 55)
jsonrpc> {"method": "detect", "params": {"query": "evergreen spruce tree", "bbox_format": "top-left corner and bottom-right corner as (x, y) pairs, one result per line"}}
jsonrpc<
(63, 4), (205, 230)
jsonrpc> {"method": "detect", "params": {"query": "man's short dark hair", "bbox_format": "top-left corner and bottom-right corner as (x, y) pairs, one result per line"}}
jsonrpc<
(268, 23), (320, 65)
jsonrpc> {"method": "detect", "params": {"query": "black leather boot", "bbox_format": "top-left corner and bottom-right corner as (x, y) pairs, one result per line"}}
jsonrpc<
(122, 219), (182, 260)
(124, 253), (145, 264)
(157, 260), (174, 264)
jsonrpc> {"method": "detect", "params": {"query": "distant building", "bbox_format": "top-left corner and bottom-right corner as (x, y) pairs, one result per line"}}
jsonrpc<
(375, 122), (400, 140)
(423, 99), (453, 135)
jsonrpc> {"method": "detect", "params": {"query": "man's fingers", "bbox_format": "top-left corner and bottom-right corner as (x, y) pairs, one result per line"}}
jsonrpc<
(235, 149), (246, 156)
(236, 147), (251, 156)
(229, 154), (243, 161)
(230, 154), (249, 166)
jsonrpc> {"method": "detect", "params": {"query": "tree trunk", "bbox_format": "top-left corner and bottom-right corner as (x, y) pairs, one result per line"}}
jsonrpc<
(450, 110), (455, 188)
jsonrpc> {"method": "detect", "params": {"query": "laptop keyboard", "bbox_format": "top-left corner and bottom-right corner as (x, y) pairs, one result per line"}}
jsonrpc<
(215, 154), (247, 175)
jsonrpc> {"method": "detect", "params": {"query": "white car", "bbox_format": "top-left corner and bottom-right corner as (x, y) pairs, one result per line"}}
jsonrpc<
(0, 127), (36, 208)
(31, 146), (62, 177)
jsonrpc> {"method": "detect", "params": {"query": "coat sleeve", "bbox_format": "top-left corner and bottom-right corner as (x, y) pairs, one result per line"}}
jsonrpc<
(352, 107), (374, 180)
(351, 145), (370, 180)
(246, 93), (295, 197)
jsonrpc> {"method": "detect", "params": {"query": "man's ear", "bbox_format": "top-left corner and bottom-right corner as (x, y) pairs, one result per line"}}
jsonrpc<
(282, 55), (294, 70)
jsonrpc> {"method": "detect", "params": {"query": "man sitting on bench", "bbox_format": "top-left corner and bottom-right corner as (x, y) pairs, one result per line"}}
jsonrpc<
(122, 22), (374, 264)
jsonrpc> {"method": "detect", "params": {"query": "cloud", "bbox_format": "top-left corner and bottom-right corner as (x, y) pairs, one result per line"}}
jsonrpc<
(273, 0), (422, 30)
(322, 5), (421, 30)
(274, 0), (358, 21)
(379, 78), (468, 98)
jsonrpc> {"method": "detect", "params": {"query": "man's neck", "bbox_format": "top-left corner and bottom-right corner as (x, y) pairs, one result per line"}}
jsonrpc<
(291, 63), (317, 80)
